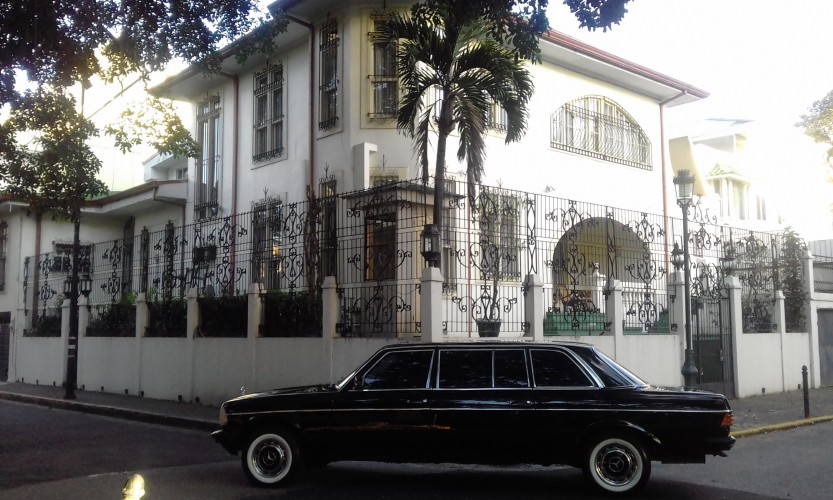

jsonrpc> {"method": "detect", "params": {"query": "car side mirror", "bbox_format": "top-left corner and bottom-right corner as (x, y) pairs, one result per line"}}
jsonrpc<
(348, 376), (363, 391)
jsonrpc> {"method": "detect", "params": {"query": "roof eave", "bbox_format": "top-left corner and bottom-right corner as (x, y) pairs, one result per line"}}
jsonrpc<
(540, 30), (708, 106)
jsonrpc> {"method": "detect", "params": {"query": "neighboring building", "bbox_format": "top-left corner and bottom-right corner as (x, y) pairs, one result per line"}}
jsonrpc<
(669, 118), (783, 232)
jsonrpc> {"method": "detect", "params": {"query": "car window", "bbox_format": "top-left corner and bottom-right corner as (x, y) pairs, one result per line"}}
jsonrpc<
(531, 349), (593, 387)
(494, 350), (529, 388)
(571, 347), (647, 387)
(439, 350), (491, 388)
(363, 350), (433, 390)
(438, 349), (529, 389)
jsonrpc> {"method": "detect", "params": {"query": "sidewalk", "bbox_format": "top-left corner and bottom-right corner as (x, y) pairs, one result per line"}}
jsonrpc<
(1, 381), (832, 437)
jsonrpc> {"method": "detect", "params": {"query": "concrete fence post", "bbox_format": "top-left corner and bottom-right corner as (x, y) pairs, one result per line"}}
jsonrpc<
(802, 249), (820, 388)
(135, 293), (148, 396)
(420, 267), (444, 342)
(185, 288), (199, 402)
(605, 278), (623, 359)
(247, 283), (264, 394)
(321, 276), (339, 382)
(725, 275), (744, 396)
(524, 273), (544, 341)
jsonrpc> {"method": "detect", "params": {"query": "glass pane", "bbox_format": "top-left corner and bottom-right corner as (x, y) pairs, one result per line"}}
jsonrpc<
(439, 350), (492, 388)
(494, 350), (528, 388)
(531, 350), (592, 387)
(363, 350), (433, 390)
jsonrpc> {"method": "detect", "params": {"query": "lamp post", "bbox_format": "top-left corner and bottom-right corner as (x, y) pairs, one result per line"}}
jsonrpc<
(420, 223), (441, 268)
(63, 219), (92, 400)
(673, 170), (698, 389)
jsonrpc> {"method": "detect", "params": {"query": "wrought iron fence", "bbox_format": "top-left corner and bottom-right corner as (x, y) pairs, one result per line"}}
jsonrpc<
(20, 178), (810, 339)
(810, 240), (833, 294)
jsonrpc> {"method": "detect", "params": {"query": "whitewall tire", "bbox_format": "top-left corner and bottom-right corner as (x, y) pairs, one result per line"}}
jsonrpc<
(584, 435), (650, 495)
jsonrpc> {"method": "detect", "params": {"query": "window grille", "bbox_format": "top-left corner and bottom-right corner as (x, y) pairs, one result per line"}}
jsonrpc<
(253, 62), (285, 161)
(320, 179), (338, 278)
(368, 9), (398, 119)
(319, 18), (340, 130)
(551, 96), (652, 170)
(486, 100), (508, 132)
(252, 200), (284, 289)
(196, 95), (221, 219)
(478, 189), (521, 280)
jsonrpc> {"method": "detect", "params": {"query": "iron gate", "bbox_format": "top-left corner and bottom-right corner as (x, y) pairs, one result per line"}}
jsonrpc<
(692, 296), (734, 397)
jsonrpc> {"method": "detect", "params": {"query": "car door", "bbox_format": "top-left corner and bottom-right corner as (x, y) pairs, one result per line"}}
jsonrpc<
(327, 348), (435, 462)
(429, 347), (537, 464)
(529, 347), (603, 462)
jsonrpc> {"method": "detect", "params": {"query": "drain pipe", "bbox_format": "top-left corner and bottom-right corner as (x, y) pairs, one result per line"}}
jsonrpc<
(287, 14), (316, 191)
(219, 72), (240, 292)
(659, 91), (687, 264)
(218, 72), (241, 217)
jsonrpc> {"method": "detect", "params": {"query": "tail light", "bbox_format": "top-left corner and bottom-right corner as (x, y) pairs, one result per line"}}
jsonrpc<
(720, 412), (733, 428)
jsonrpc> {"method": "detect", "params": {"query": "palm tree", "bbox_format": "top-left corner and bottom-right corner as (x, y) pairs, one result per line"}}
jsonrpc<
(374, 10), (534, 268)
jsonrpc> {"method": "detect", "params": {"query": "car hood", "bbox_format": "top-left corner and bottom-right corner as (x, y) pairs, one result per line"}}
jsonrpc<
(223, 384), (337, 412)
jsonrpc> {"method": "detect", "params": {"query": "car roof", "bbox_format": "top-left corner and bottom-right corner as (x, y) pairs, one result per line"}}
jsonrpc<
(378, 341), (593, 350)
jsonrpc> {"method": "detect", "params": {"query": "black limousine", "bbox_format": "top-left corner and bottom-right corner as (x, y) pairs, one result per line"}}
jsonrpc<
(212, 341), (734, 494)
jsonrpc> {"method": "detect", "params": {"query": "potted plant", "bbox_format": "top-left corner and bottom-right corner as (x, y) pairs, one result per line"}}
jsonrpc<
(471, 187), (519, 337)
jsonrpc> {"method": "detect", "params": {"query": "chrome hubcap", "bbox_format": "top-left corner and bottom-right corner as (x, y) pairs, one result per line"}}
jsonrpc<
(595, 444), (637, 487)
(253, 440), (287, 477)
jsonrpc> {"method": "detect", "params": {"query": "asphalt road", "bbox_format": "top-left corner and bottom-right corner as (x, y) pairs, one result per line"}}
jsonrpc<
(2, 400), (831, 499)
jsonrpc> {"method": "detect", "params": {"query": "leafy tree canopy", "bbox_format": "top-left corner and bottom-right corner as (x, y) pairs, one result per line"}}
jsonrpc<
(0, 0), (286, 105)
(0, 0), (286, 217)
(797, 89), (833, 164)
(415, 0), (631, 62)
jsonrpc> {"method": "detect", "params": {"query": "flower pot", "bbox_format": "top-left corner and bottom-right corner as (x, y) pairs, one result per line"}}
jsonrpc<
(476, 319), (501, 337)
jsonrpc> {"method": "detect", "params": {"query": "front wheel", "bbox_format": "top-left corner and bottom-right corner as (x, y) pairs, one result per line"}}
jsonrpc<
(242, 428), (302, 487)
(584, 435), (650, 495)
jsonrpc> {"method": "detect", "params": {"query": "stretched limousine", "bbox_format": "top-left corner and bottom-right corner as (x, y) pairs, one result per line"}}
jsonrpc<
(212, 341), (735, 495)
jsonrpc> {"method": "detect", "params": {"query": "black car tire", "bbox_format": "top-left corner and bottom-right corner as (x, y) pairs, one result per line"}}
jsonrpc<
(584, 434), (651, 495)
(242, 427), (302, 487)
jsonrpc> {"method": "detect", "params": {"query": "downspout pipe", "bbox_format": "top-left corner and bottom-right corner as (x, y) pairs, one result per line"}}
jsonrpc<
(286, 14), (315, 192)
(219, 72), (240, 294)
(659, 91), (688, 263)
(218, 72), (241, 217)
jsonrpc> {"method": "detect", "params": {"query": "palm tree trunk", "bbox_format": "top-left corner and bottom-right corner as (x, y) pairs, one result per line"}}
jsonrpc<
(432, 99), (454, 269)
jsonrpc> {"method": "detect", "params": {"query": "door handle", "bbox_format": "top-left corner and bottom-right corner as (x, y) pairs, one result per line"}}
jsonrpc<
(406, 399), (428, 405)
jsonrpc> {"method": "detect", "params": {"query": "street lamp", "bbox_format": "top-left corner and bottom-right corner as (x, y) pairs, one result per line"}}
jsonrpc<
(420, 223), (441, 268)
(62, 233), (93, 400)
(673, 169), (698, 389)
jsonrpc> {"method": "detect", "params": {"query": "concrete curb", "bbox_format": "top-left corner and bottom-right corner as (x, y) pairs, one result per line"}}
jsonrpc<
(732, 415), (833, 439)
(0, 392), (217, 432)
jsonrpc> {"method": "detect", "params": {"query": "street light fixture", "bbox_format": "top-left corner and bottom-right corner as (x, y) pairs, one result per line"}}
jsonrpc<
(420, 223), (441, 268)
(62, 232), (93, 400)
(673, 170), (698, 389)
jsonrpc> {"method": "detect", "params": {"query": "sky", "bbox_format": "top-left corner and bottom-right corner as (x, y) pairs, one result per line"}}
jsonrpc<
(548, 0), (833, 240)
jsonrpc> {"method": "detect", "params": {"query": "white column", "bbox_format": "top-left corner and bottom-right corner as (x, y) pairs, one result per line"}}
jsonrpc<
(185, 288), (199, 402)
(135, 293), (148, 396)
(524, 273), (544, 341)
(773, 289), (786, 392)
(246, 283), (264, 394)
(321, 276), (339, 382)
(802, 250), (820, 388)
(725, 275), (744, 395)
(605, 279), (623, 359)
(420, 267), (444, 342)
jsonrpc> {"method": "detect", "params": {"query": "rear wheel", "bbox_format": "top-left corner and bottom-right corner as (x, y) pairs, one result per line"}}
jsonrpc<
(242, 428), (302, 487)
(584, 435), (650, 495)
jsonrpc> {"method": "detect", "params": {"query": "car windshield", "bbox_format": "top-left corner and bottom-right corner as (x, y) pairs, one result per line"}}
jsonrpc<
(573, 348), (647, 388)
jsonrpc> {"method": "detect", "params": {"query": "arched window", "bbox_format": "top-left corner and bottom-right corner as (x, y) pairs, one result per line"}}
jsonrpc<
(551, 96), (652, 170)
